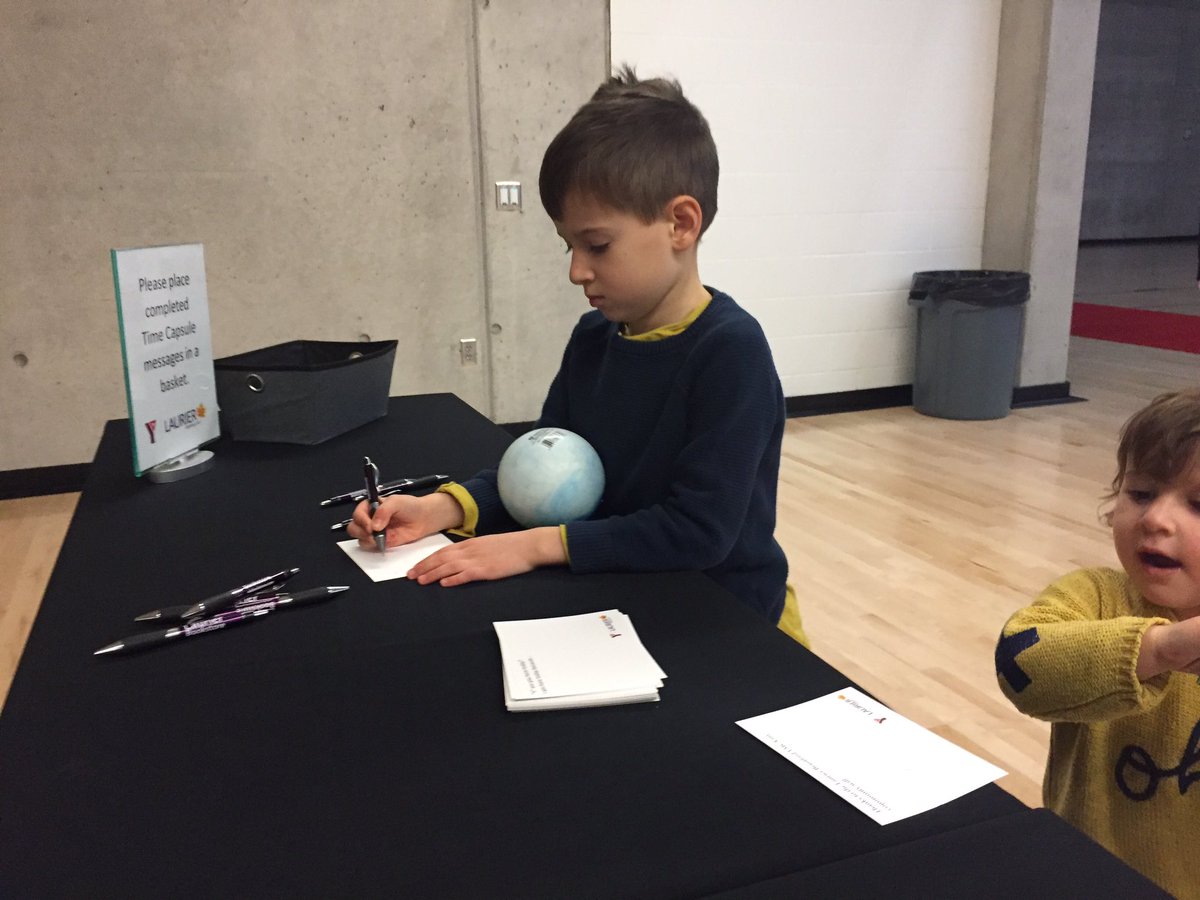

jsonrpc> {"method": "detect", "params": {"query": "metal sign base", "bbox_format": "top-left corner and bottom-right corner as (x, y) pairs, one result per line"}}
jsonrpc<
(146, 449), (215, 484)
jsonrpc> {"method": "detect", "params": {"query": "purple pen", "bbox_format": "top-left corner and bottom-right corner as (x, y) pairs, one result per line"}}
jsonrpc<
(95, 587), (349, 656)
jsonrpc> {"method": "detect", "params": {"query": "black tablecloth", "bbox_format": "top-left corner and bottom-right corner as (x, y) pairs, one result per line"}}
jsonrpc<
(0, 394), (1141, 898)
(704, 808), (1168, 898)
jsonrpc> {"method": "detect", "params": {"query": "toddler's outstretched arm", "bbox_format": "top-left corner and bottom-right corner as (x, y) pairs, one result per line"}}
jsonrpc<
(996, 568), (1173, 722)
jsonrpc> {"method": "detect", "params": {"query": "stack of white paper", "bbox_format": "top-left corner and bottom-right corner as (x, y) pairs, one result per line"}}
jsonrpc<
(493, 609), (666, 712)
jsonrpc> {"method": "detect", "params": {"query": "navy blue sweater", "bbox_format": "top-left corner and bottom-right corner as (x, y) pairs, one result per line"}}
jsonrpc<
(463, 289), (789, 624)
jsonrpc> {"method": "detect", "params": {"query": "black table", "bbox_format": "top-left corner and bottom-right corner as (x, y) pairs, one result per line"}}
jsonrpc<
(0, 394), (1161, 898)
(707, 808), (1168, 898)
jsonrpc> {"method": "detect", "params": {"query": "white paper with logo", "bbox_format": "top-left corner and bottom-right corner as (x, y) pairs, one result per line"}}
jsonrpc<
(736, 686), (1005, 825)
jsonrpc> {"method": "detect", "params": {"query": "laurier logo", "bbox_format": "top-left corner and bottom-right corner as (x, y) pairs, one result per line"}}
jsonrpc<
(163, 407), (202, 434)
(145, 420), (158, 443)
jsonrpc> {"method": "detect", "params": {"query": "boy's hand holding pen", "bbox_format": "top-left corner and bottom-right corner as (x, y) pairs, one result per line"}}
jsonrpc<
(325, 470), (451, 532)
(345, 473), (466, 551)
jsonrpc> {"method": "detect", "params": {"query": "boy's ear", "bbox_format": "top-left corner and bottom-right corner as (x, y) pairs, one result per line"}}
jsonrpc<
(664, 195), (703, 250)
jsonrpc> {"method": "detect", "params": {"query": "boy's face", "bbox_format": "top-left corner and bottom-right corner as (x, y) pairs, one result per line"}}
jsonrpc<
(1111, 457), (1200, 618)
(553, 191), (699, 335)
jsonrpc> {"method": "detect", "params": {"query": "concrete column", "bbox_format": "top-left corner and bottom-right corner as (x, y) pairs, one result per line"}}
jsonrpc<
(983, 0), (1101, 389)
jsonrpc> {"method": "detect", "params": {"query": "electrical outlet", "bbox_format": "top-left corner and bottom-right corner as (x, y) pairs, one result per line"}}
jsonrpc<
(459, 338), (478, 365)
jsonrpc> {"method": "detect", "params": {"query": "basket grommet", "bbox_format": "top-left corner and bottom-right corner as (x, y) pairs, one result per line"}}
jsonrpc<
(246, 373), (265, 393)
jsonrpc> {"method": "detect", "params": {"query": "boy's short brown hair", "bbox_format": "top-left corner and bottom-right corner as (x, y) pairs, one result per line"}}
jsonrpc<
(539, 64), (719, 235)
(1111, 389), (1200, 494)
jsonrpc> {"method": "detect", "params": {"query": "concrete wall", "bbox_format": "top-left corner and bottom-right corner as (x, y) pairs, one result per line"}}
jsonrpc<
(474, 1), (609, 424)
(0, 1), (605, 472)
(983, 0), (1101, 389)
(1080, 0), (1200, 239)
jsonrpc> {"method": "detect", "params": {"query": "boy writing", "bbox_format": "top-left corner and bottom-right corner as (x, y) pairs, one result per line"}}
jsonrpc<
(349, 66), (806, 645)
(996, 389), (1200, 898)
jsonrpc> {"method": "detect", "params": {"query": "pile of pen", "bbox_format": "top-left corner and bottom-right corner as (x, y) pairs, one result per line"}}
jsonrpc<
(323, 465), (449, 533)
(94, 567), (349, 656)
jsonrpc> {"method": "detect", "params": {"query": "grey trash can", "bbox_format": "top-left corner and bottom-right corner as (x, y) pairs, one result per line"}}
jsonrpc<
(908, 270), (1030, 420)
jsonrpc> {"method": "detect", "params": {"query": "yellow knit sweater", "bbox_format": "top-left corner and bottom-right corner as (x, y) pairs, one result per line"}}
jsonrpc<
(997, 567), (1199, 898)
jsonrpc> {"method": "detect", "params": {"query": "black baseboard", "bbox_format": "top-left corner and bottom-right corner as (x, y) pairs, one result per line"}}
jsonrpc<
(0, 464), (91, 500)
(1079, 234), (1197, 246)
(786, 385), (912, 418)
(1011, 382), (1084, 409)
(500, 383), (1084, 432)
(786, 381), (1083, 419)
(1, 384), (1084, 500)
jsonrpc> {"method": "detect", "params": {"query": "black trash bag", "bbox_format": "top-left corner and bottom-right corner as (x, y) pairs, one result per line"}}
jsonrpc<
(908, 270), (1030, 307)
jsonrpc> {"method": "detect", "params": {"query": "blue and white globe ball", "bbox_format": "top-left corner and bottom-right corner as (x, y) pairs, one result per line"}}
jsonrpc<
(498, 427), (605, 528)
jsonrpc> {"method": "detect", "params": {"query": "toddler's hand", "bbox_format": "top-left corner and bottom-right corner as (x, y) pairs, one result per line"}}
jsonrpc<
(1137, 619), (1200, 680)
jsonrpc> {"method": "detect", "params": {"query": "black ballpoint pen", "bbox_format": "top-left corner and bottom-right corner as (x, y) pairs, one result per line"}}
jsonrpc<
(136, 591), (280, 623)
(135, 567), (301, 622)
(96, 586), (350, 656)
(174, 566), (301, 621)
(363, 456), (388, 552)
(380, 474), (451, 499)
(318, 474), (450, 507)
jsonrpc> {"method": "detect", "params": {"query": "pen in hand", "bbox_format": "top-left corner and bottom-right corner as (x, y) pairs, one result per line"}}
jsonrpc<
(96, 586), (350, 655)
(141, 567), (301, 623)
(363, 456), (388, 552)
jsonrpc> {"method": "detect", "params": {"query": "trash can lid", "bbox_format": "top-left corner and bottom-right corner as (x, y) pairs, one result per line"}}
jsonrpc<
(910, 270), (1030, 306)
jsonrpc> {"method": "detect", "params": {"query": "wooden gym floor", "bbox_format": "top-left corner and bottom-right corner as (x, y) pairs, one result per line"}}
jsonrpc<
(1, 334), (1196, 810)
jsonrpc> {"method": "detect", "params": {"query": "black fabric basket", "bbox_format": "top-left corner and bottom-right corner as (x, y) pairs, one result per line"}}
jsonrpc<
(214, 340), (397, 444)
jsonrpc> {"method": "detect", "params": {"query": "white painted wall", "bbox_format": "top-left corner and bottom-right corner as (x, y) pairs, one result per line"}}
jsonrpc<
(612, 1), (1003, 397)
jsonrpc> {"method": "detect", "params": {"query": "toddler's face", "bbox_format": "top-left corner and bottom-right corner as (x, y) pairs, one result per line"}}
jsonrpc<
(1111, 458), (1200, 618)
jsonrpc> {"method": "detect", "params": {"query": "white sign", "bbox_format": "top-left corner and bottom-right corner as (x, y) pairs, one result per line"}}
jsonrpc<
(111, 243), (220, 475)
(737, 687), (1006, 825)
